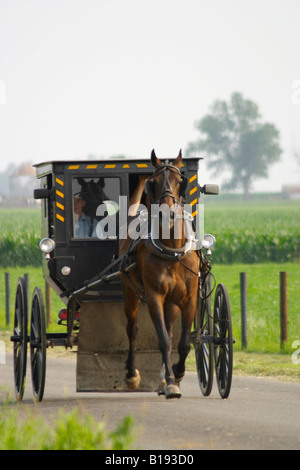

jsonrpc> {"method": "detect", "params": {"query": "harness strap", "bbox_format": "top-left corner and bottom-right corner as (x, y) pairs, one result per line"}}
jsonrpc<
(145, 237), (192, 261)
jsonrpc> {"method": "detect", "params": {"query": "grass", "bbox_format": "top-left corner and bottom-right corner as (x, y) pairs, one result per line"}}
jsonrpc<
(212, 262), (300, 354)
(0, 404), (135, 450)
(232, 351), (300, 381)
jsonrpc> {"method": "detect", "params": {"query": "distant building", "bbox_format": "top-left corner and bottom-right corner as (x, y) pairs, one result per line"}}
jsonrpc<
(282, 185), (300, 200)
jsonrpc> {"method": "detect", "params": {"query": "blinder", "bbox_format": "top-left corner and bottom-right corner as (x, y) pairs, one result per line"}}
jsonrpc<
(179, 175), (188, 197)
(145, 178), (155, 200)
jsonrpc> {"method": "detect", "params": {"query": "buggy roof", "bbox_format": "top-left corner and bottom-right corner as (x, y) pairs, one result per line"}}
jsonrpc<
(33, 156), (202, 178)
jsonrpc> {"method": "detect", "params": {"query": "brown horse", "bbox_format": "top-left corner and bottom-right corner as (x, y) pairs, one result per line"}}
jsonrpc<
(120, 150), (199, 399)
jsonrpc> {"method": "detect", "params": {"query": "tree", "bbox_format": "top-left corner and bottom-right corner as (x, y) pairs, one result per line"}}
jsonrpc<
(186, 92), (282, 198)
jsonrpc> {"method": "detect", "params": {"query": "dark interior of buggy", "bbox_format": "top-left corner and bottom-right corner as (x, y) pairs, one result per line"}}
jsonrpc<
(71, 174), (150, 239)
(35, 167), (155, 301)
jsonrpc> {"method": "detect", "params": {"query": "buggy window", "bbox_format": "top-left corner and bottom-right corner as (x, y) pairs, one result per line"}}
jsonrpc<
(72, 177), (120, 239)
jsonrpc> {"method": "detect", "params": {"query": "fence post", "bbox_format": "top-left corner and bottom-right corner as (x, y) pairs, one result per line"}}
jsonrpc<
(240, 272), (247, 349)
(5, 272), (10, 326)
(280, 271), (287, 349)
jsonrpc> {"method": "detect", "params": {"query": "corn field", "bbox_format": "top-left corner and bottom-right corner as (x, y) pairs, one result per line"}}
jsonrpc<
(0, 209), (41, 267)
(204, 201), (300, 264)
(0, 202), (299, 267)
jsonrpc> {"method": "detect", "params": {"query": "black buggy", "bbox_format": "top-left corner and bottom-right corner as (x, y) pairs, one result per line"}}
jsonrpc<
(11, 157), (234, 402)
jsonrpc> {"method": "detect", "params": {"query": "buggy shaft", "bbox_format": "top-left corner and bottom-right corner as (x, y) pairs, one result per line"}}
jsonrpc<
(71, 262), (137, 298)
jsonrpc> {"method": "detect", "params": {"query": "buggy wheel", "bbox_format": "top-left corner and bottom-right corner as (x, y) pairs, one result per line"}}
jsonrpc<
(13, 277), (28, 402)
(194, 279), (214, 396)
(214, 284), (233, 399)
(30, 287), (46, 402)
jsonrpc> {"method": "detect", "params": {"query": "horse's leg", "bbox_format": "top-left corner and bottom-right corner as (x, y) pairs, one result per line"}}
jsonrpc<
(157, 303), (181, 396)
(147, 296), (181, 399)
(173, 301), (195, 384)
(123, 283), (141, 389)
(157, 363), (166, 396)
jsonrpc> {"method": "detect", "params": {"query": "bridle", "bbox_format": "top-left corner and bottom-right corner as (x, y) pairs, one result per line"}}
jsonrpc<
(145, 162), (188, 204)
(143, 161), (195, 261)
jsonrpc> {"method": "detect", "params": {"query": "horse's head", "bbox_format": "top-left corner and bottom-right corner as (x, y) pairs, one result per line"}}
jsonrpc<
(145, 150), (188, 236)
(145, 149), (188, 206)
(77, 177), (108, 218)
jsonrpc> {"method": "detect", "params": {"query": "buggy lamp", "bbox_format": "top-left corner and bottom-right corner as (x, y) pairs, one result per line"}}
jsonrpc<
(39, 238), (55, 257)
(201, 234), (216, 250)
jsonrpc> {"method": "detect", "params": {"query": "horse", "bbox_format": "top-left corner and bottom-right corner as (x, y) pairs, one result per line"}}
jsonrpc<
(119, 150), (199, 399)
(77, 177), (108, 219)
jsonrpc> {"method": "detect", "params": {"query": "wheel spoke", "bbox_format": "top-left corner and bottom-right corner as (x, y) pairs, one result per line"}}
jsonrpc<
(13, 278), (28, 401)
(30, 287), (46, 401)
(194, 279), (213, 397)
(214, 284), (233, 399)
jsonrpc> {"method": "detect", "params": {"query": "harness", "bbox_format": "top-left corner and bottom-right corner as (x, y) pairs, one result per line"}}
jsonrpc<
(144, 161), (195, 260)
(120, 161), (199, 300)
(144, 161), (188, 205)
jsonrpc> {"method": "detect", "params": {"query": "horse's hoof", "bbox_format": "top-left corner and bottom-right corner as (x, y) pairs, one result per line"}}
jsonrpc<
(165, 384), (182, 399)
(126, 370), (141, 390)
(174, 375), (184, 386)
(157, 379), (167, 396)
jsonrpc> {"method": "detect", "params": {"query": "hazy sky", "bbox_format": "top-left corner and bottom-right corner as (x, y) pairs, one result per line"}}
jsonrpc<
(0, 0), (299, 191)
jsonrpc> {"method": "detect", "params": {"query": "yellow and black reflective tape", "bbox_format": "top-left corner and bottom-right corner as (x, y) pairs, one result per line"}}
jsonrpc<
(86, 164), (97, 169)
(65, 161), (187, 171)
(55, 177), (64, 186)
(55, 178), (65, 222)
(56, 213), (65, 222)
(189, 174), (198, 218)
(68, 165), (80, 170)
(56, 201), (64, 211)
(65, 162), (160, 171)
(56, 189), (64, 199)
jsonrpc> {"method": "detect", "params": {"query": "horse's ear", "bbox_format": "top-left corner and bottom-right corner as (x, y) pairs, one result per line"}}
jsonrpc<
(77, 177), (87, 188)
(97, 177), (105, 189)
(173, 149), (182, 169)
(151, 149), (162, 168)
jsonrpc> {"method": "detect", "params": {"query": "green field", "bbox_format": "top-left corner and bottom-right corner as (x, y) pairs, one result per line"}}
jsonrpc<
(0, 208), (41, 266)
(0, 202), (299, 358)
(204, 199), (300, 263)
(0, 200), (299, 266)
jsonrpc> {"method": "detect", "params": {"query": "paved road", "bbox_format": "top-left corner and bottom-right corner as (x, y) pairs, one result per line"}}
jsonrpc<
(1, 352), (299, 450)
